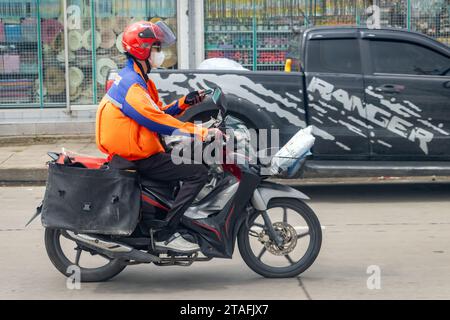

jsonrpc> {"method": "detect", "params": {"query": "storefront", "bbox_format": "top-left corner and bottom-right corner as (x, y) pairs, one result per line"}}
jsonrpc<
(0, 0), (448, 108)
(204, 1), (306, 71)
(203, 0), (368, 71)
(0, 0), (178, 108)
(203, 0), (450, 71)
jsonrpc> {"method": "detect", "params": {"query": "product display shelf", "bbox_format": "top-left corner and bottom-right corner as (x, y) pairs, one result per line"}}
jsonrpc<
(205, 21), (292, 71)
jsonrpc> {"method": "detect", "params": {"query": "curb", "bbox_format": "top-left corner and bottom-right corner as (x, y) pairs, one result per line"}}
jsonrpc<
(0, 135), (94, 146)
(1, 166), (450, 186)
(0, 168), (48, 184)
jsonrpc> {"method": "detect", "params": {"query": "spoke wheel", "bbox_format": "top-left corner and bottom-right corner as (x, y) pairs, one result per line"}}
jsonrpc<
(238, 199), (322, 278)
(44, 228), (127, 282)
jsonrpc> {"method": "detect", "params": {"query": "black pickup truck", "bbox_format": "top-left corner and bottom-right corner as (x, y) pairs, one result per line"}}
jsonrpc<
(148, 26), (450, 178)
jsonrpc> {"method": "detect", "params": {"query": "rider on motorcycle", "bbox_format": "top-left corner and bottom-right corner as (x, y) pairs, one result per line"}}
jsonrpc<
(96, 21), (218, 253)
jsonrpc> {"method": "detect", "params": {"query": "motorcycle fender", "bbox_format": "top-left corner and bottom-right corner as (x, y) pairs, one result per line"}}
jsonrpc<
(251, 181), (310, 211)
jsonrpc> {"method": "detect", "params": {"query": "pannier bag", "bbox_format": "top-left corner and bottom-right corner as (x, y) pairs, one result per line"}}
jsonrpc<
(41, 163), (141, 236)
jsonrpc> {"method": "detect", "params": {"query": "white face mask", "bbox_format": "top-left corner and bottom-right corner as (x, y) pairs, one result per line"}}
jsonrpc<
(150, 51), (165, 68)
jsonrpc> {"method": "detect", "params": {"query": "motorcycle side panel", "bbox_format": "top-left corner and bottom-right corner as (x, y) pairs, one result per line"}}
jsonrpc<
(182, 169), (261, 259)
(183, 181), (239, 220)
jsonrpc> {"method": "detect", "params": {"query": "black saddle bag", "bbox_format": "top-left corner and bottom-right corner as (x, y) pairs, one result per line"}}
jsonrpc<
(41, 163), (141, 236)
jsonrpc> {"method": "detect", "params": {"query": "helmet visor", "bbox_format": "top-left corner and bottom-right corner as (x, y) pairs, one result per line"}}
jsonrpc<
(155, 21), (176, 48)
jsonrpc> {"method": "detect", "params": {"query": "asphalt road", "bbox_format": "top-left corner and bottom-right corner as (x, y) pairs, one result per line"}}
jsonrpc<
(1, 183), (449, 300)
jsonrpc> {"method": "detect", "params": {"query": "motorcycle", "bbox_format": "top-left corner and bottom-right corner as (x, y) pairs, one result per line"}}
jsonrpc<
(28, 88), (322, 282)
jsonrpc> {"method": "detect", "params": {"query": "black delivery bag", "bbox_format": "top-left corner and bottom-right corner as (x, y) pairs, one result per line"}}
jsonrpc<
(41, 163), (141, 236)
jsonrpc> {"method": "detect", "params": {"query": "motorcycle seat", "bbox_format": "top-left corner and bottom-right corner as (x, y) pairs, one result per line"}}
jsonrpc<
(141, 179), (176, 210)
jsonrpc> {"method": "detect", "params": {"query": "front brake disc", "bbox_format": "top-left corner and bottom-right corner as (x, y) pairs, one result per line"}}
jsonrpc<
(264, 222), (298, 256)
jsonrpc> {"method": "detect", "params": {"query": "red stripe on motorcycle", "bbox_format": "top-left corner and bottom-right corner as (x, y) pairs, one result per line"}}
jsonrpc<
(141, 194), (169, 211)
(193, 221), (222, 241)
(222, 164), (241, 180)
(225, 205), (235, 235)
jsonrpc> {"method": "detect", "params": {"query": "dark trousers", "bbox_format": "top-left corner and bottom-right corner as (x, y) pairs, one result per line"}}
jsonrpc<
(133, 152), (208, 241)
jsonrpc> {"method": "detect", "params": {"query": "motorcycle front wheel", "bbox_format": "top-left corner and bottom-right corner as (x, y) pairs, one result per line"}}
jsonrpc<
(238, 198), (322, 278)
(44, 228), (127, 282)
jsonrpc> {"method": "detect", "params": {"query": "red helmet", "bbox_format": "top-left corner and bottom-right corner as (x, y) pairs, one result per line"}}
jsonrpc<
(122, 21), (176, 60)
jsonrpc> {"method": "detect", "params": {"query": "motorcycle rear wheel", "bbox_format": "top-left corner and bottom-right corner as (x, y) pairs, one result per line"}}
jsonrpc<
(44, 228), (127, 282)
(238, 198), (322, 278)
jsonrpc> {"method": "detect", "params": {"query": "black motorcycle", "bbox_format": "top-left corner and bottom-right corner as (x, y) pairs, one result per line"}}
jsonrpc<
(29, 88), (322, 282)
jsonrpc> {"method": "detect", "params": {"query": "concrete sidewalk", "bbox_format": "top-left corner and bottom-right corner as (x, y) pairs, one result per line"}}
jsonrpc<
(0, 136), (102, 183)
(1, 136), (450, 184)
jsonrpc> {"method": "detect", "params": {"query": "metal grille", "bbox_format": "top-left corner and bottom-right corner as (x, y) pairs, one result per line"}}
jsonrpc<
(0, 0), (39, 105)
(41, 0), (66, 104)
(204, 0), (449, 72)
(94, 0), (178, 104)
(66, 0), (178, 105)
(66, 0), (93, 105)
(204, 15), (255, 70)
(315, 0), (450, 46)
(410, 0), (450, 46)
(0, 0), (178, 108)
(204, 0), (308, 71)
(255, 0), (300, 71)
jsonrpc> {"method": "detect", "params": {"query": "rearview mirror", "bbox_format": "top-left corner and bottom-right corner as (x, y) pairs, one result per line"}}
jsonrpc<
(211, 87), (227, 116)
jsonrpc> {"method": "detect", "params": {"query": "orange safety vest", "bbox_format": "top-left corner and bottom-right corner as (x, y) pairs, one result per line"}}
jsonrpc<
(96, 58), (207, 161)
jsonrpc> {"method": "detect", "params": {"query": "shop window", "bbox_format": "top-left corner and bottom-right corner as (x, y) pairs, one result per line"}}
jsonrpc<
(204, 0), (307, 71)
(94, 0), (178, 103)
(41, 0), (65, 104)
(0, 0), (178, 107)
(0, 1), (39, 105)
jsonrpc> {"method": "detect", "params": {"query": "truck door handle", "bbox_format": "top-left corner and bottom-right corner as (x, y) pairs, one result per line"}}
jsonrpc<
(375, 84), (405, 94)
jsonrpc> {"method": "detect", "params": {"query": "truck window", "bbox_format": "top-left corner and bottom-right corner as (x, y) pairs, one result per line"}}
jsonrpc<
(306, 39), (361, 74)
(368, 40), (450, 76)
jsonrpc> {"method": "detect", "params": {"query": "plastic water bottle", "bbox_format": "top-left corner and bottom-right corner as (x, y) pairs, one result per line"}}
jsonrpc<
(270, 126), (315, 176)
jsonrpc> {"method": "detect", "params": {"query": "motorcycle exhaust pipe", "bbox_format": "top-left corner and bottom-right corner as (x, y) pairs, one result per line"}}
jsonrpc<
(66, 231), (160, 264)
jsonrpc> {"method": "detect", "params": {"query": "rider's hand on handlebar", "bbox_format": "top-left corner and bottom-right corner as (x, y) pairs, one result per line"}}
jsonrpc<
(185, 90), (206, 106)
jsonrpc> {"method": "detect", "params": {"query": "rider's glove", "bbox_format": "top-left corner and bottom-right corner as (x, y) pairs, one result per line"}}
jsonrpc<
(185, 90), (206, 106)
